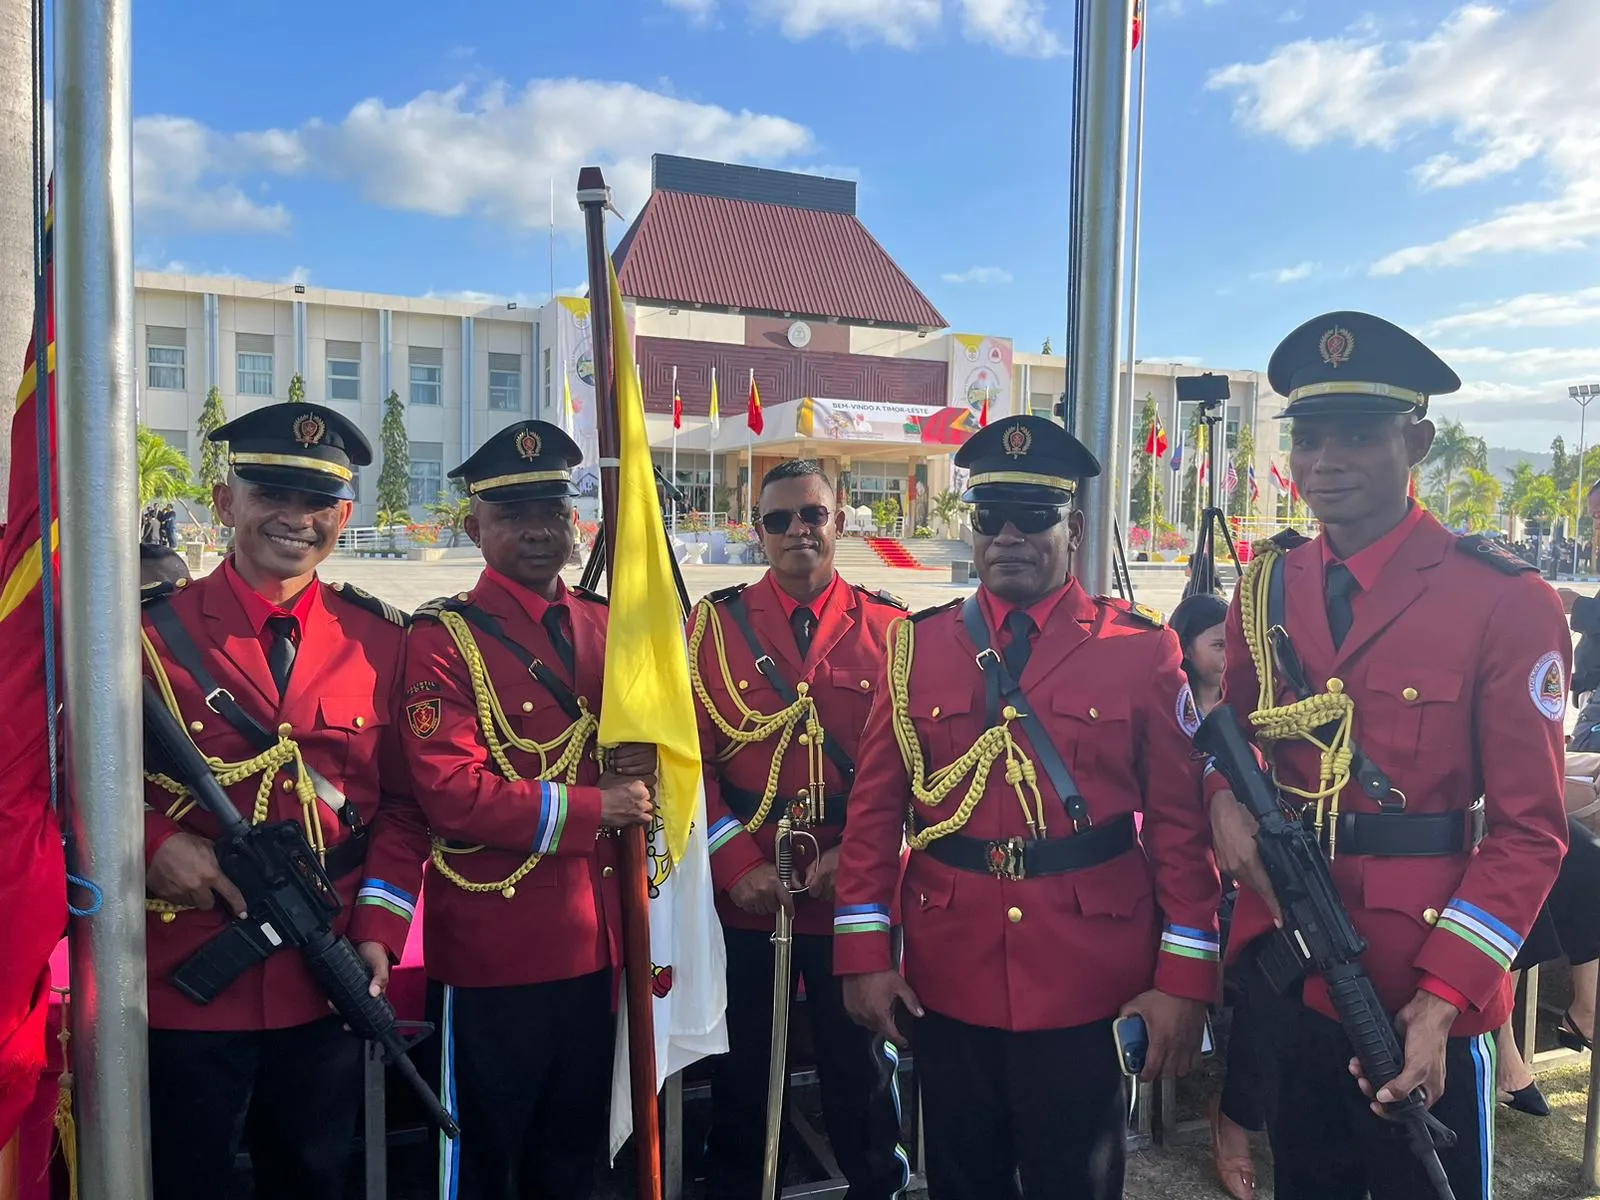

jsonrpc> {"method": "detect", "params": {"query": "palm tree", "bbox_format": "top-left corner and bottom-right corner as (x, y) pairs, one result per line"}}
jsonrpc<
(426, 489), (472, 548)
(137, 426), (199, 506)
(1426, 419), (1488, 519)
(1449, 467), (1502, 534)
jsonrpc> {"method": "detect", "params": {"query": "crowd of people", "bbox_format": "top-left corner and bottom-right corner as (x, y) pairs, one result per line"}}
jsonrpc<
(139, 501), (179, 549)
(126, 308), (1577, 1200)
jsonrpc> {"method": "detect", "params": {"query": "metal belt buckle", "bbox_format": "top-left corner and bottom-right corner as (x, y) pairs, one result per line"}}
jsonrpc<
(203, 686), (235, 713)
(975, 648), (1000, 670)
(985, 836), (1027, 881)
(754, 654), (775, 672)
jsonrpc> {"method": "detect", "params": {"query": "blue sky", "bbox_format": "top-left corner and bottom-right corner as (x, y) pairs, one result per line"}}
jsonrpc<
(129, 0), (1599, 452)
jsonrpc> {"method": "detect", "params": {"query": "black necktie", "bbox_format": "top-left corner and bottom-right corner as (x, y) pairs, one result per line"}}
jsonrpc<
(542, 607), (575, 678)
(1325, 562), (1359, 650)
(265, 615), (298, 697)
(1002, 610), (1035, 682)
(791, 607), (817, 659)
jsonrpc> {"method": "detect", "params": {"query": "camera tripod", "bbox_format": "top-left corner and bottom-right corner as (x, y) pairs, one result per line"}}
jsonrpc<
(1183, 404), (1243, 600)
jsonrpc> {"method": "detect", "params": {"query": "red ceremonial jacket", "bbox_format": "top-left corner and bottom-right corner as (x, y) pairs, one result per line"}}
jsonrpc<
(694, 572), (905, 936)
(141, 567), (424, 1032)
(399, 572), (621, 989)
(1207, 513), (1569, 1037)
(835, 581), (1221, 1032)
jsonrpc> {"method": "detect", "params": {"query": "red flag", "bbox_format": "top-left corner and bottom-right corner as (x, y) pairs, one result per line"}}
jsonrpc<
(672, 387), (682, 431)
(1270, 460), (1290, 491)
(1132, 0), (1144, 49)
(979, 392), (990, 428)
(0, 199), (66, 1149)
(746, 373), (764, 436)
(1144, 416), (1168, 458)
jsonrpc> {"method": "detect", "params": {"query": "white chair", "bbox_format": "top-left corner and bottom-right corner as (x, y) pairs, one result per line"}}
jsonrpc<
(842, 507), (863, 536)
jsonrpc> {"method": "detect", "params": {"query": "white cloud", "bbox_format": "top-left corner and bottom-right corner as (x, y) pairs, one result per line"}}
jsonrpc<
(1207, 0), (1600, 274)
(749, 0), (940, 48)
(941, 266), (1014, 284)
(1437, 345), (1600, 376)
(955, 0), (1064, 57)
(284, 266), (312, 285)
(133, 116), (291, 233)
(136, 79), (816, 237)
(1423, 287), (1600, 335)
(1254, 260), (1318, 283)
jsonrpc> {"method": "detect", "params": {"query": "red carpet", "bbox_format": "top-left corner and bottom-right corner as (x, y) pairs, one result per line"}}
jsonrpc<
(865, 537), (931, 570)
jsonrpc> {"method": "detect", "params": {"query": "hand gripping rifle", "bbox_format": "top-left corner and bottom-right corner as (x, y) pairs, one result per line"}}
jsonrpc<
(761, 813), (819, 1200)
(1194, 704), (1455, 1200)
(142, 678), (460, 1139)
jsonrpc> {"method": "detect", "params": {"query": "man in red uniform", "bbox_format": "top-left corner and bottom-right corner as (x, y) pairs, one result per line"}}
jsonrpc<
(692, 459), (907, 1199)
(140, 402), (425, 1200)
(1206, 312), (1569, 1200)
(399, 419), (654, 1200)
(836, 415), (1221, 1199)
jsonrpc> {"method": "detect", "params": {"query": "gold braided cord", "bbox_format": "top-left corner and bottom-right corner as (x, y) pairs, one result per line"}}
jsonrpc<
(686, 599), (826, 830)
(429, 610), (597, 894)
(1238, 541), (1356, 852)
(139, 631), (325, 916)
(886, 617), (1048, 848)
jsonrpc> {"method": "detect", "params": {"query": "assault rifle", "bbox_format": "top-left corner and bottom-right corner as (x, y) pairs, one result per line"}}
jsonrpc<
(1195, 704), (1455, 1200)
(142, 678), (459, 1138)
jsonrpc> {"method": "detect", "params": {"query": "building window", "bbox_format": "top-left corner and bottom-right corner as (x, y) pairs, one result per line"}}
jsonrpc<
(408, 441), (443, 507)
(488, 352), (522, 412)
(151, 428), (189, 457)
(410, 346), (443, 406)
(656, 451), (711, 514)
(1278, 423), (1293, 453)
(236, 332), (275, 397)
(850, 461), (906, 512)
(1029, 392), (1055, 417)
(542, 348), (552, 420)
(146, 326), (186, 391)
(326, 340), (361, 402)
(1225, 405), (1241, 450)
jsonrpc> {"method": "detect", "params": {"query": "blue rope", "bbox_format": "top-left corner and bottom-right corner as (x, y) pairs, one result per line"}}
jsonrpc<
(67, 872), (103, 918)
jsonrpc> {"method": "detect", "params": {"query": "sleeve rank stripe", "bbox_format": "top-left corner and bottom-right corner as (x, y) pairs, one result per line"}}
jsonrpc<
(707, 815), (743, 853)
(1437, 900), (1521, 969)
(532, 783), (569, 854)
(834, 903), (891, 934)
(356, 880), (417, 921)
(1160, 925), (1221, 962)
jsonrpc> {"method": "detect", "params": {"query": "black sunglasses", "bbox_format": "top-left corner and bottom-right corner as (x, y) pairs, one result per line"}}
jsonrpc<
(972, 503), (1069, 537)
(760, 505), (833, 536)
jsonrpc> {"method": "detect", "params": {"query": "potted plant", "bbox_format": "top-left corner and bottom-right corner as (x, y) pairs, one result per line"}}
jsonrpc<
(723, 520), (752, 565)
(931, 487), (964, 539)
(405, 522), (446, 562)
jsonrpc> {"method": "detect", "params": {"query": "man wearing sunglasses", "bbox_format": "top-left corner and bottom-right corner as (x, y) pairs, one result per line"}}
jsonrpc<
(692, 459), (909, 1200)
(835, 415), (1221, 1199)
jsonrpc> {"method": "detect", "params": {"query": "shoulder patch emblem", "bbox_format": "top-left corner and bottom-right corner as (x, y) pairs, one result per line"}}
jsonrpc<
(406, 698), (442, 739)
(1175, 683), (1202, 737)
(1457, 535), (1537, 576)
(1131, 603), (1165, 627)
(1530, 651), (1566, 721)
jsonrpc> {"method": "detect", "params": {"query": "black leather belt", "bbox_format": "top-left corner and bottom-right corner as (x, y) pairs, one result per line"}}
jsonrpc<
(323, 836), (366, 881)
(722, 782), (849, 828)
(1330, 799), (1485, 857)
(917, 812), (1136, 881)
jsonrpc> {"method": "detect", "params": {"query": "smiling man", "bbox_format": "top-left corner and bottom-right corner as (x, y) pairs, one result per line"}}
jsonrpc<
(139, 402), (425, 1200)
(398, 419), (655, 1200)
(834, 416), (1220, 1199)
(691, 459), (908, 1200)
(1205, 312), (1569, 1200)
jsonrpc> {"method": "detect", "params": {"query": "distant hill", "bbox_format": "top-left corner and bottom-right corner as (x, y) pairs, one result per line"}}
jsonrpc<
(1489, 447), (1553, 480)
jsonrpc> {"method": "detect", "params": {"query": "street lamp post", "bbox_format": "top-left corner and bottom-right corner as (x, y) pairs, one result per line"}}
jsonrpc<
(1572, 383), (1599, 579)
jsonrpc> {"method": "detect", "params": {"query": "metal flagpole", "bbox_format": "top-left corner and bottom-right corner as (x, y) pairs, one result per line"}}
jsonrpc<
(56, 0), (151, 1194)
(548, 177), (556, 303)
(709, 366), (717, 522)
(1065, 0), (1136, 597)
(670, 364), (679, 532)
(1146, 440), (1156, 559)
(746, 368), (755, 525)
(1119, 2), (1148, 545)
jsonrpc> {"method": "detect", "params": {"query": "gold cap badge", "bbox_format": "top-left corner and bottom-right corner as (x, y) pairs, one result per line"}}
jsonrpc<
(292, 412), (327, 447)
(1319, 326), (1355, 369)
(515, 428), (543, 461)
(1001, 422), (1033, 459)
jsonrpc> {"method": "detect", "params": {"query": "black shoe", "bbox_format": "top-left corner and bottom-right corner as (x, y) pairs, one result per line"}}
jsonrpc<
(1557, 1010), (1594, 1053)
(1501, 1082), (1551, 1117)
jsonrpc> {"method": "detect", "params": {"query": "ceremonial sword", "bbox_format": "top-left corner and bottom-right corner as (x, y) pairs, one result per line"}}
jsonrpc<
(762, 812), (819, 1200)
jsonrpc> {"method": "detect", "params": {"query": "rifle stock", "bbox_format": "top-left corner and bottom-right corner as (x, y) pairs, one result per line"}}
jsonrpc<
(1195, 704), (1456, 1200)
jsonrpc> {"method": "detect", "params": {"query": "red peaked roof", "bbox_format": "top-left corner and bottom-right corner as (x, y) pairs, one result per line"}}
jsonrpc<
(614, 188), (947, 332)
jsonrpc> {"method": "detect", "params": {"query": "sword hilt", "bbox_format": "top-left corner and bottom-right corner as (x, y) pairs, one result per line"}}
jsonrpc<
(774, 815), (818, 895)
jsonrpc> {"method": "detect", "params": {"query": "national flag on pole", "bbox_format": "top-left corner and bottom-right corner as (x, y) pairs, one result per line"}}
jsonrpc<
(672, 381), (682, 432)
(1270, 460), (1290, 492)
(561, 368), (576, 437)
(979, 390), (990, 428)
(1249, 464), (1260, 502)
(1199, 457), (1208, 484)
(1144, 416), (1168, 458)
(1224, 461), (1239, 495)
(0, 199), (66, 1149)
(1132, 0), (1145, 49)
(746, 373), (763, 436)
(600, 258), (728, 1161)
(1170, 441), (1183, 472)
(708, 369), (721, 436)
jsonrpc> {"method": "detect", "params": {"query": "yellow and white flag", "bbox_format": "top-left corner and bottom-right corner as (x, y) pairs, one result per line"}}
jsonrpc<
(599, 258), (728, 1161)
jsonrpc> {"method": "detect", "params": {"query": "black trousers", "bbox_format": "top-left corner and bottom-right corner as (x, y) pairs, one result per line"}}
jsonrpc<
(434, 972), (614, 1200)
(1218, 884), (1269, 1133)
(705, 928), (906, 1200)
(1258, 990), (1495, 1200)
(915, 1010), (1126, 1200)
(148, 1016), (363, 1200)
(1514, 816), (1600, 970)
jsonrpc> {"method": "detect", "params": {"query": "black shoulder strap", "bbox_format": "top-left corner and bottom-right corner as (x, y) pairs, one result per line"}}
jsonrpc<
(446, 601), (584, 723)
(721, 590), (856, 785)
(144, 600), (360, 830)
(858, 584), (908, 611)
(1457, 534), (1538, 575)
(1263, 548), (1395, 808)
(958, 594), (1091, 830)
(328, 580), (410, 626)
